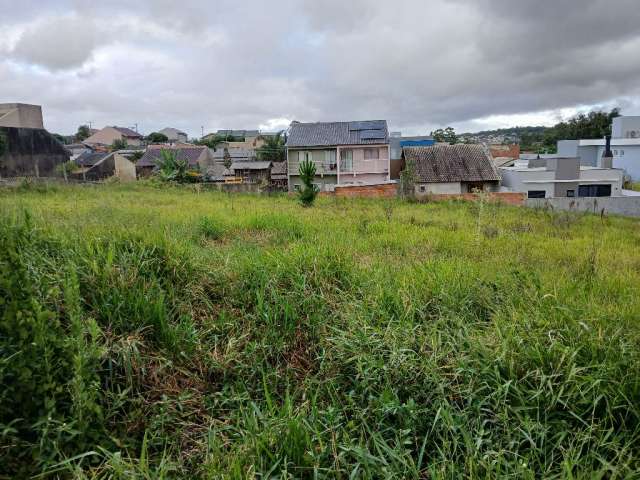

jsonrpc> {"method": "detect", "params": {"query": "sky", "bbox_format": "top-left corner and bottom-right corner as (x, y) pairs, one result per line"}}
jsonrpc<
(1, 0), (640, 137)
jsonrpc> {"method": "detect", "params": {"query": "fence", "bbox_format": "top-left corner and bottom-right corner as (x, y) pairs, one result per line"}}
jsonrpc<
(527, 196), (640, 218)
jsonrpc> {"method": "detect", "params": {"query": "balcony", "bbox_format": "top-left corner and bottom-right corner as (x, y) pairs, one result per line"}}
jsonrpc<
(288, 159), (337, 176)
(340, 158), (389, 174)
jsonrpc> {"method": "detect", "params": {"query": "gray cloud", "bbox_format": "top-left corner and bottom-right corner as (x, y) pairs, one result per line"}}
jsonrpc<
(1, 0), (639, 136)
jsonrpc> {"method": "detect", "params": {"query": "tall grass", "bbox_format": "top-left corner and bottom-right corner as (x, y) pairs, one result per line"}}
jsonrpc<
(1, 183), (640, 478)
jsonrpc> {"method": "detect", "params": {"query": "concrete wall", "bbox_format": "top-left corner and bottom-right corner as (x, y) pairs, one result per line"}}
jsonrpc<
(612, 116), (640, 139)
(527, 196), (640, 217)
(422, 192), (526, 206)
(0, 126), (69, 177)
(415, 182), (462, 195)
(0, 103), (44, 129)
(114, 153), (137, 181)
(288, 173), (337, 192)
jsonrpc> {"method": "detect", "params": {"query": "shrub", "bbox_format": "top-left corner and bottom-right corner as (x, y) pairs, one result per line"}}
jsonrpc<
(298, 159), (318, 207)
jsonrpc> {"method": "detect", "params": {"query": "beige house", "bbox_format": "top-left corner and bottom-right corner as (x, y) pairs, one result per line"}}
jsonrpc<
(202, 129), (269, 149)
(286, 120), (391, 192)
(159, 127), (188, 143)
(0, 103), (44, 129)
(84, 126), (143, 147)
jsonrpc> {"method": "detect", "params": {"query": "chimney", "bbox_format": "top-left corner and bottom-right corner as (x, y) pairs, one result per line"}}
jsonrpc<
(602, 135), (613, 169)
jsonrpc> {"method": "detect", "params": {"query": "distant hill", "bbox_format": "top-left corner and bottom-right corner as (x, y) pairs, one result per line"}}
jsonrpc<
(458, 126), (549, 146)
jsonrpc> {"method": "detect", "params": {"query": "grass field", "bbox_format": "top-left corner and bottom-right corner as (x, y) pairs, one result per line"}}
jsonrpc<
(2, 182), (640, 478)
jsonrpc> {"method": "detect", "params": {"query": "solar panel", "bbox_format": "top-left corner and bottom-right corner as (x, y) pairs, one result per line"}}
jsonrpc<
(360, 129), (386, 140)
(349, 120), (386, 131)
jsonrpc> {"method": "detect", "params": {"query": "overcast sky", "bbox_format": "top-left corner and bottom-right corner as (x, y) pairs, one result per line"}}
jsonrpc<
(2, 0), (640, 137)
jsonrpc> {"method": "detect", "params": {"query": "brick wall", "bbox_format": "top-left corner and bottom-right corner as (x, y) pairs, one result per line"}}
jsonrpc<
(334, 183), (398, 198)
(490, 144), (520, 159)
(423, 192), (526, 206)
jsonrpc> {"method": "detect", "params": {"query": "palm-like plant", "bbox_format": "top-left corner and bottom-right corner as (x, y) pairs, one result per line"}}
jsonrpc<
(256, 131), (285, 162)
(156, 149), (189, 182)
(298, 159), (319, 207)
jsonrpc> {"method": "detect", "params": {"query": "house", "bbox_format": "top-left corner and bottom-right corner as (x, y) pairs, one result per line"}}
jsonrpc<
(158, 127), (188, 143)
(0, 103), (44, 129)
(227, 161), (272, 184)
(66, 143), (93, 161)
(502, 138), (624, 199)
(84, 126), (143, 147)
(286, 120), (390, 192)
(557, 116), (640, 179)
(489, 144), (520, 163)
(389, 132), (434, 179)
(202, 129), (268, 149)
(136, 145), (214, 176)
(402, 144), (500, 195)
(270, 161), (288, 188)
(0, 125), (69, 177)
(72, 151), (136, 181)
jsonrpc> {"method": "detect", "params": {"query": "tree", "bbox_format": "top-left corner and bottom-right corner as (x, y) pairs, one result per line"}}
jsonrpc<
(198, 134), (235, 151)
(111, 138), (128, 151)
(146, 132), (169, 144)
(223, 147), (232, 169)
(298, 159), (319, 207)
(431, 127), (457, 144)
(75, 125), (91, 142)
(256, 131), (285, 162)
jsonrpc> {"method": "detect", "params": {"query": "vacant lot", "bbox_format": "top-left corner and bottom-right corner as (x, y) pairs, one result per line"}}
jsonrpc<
(2, 183), (640, 478)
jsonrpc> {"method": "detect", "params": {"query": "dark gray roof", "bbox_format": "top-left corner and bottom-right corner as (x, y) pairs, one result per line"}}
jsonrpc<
(231, 161), (272, 170)
(75, 151), (110, 167)
(113, 127), (142, 138)
(137, 147), (205, 168)
(210, 148), (256, 160)
(216, 129), (259, 137)
(287, 120), (389, 147)
(403, 144), (500, 183)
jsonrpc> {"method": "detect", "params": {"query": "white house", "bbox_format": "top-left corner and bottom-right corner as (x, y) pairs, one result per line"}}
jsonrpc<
(558, 116), (640, 179)
(500, 157), (624, 199)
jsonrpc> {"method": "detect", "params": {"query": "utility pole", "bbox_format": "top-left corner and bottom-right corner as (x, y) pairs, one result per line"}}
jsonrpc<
(201, 126), (204, 138)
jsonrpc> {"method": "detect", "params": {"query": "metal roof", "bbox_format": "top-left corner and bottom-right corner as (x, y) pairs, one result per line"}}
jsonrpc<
(287, 120), (389, 147)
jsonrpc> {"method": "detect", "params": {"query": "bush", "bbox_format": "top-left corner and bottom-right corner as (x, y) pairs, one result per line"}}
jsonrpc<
(298, 159), (319, 207)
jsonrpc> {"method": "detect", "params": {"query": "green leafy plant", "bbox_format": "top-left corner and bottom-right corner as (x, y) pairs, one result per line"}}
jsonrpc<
(256, 131), (285, 162)
(146, 132), (169, 144)
(111, 138), (128, 151)
(298, 159), (318, 207)
(155, 149), (189, 182)
(0, 131), (7, 156)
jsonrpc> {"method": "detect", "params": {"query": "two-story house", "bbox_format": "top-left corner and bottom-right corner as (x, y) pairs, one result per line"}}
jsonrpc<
(286, 120), (390, 192)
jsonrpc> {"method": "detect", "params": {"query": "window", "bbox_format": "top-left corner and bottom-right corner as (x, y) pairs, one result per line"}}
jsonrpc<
(299, 151), (313, 163)
(363, 148), (379, 160)
(324, 150), (337, 170)
(614, 150), (618, 156)
(528, 190), (546, 199)
(293, 184), (301, 191)
(419, 185), (426, 193)
(340, 149), (353, 171)
(620, 150), (625, 156)
(567, 190), (575, 197)
(578, 184), (612, 197)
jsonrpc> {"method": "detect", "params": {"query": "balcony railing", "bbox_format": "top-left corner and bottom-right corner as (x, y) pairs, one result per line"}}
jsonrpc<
(340, 159), (389, 174)
(288, 160), (337, 175)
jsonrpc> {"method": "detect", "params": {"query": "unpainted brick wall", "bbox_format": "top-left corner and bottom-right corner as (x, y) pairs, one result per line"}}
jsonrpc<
(334, 183), (398, 198)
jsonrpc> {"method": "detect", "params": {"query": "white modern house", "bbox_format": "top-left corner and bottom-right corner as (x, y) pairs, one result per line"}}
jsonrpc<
(500, 155), (624, 199)
(557, 116), (640, 179)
